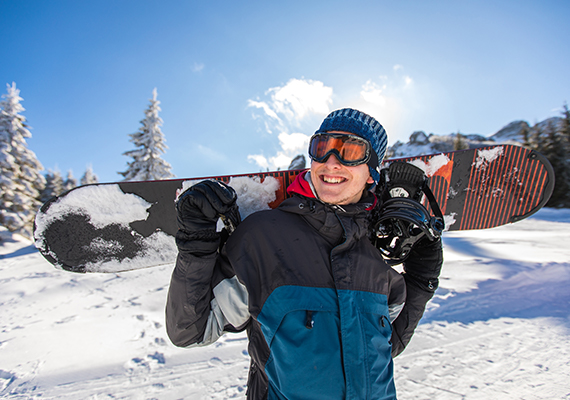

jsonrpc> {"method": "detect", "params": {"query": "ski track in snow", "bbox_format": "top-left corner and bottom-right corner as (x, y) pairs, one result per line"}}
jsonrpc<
(1, 208), (570, 399)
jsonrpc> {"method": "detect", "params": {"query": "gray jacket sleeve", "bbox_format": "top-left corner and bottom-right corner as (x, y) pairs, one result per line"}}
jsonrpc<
(165, 249), (250, 348)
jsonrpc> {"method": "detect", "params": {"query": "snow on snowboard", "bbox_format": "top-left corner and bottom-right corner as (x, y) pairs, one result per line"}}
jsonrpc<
(34, 144), (554, 273)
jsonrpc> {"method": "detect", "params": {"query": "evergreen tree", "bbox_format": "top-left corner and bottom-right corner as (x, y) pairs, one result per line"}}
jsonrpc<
(453, 131), (469, 151)
(527, 123), (544, 152)
(40, 169), (64, 203)
(521, 123), (533, 149)
(119, 88), (174, 181)
(81, 165), (99, 185)
(518, 105), (570, 208)
(561, 103), (570, 164)
(534, 117), (570, 208)
(551, 104), (570, 207)
(63, 170), (77, 192)
(0, 82), (45, 237)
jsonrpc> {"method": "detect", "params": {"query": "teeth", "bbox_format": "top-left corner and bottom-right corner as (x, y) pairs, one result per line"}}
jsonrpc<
(323, 176), (344, 183)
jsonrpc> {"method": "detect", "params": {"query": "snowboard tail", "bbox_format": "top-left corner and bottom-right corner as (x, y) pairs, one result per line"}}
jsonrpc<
(34, 144), (554, 273)
(398, 145), (554, 231)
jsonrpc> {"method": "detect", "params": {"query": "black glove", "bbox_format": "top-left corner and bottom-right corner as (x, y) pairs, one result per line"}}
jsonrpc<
(175, 180), (240, 255)
(402, 236), (443, 292)
(377, 161), (428, 203)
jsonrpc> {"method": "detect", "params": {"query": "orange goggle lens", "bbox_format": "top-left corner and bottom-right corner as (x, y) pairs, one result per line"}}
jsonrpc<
(309, 133), (370, 166)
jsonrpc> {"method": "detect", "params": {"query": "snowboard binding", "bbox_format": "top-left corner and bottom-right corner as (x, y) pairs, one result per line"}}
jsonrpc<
(371, 162), (444, 264)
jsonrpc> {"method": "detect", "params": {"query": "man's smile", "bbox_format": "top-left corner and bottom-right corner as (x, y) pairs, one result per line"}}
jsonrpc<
(321, 175), (347, 184)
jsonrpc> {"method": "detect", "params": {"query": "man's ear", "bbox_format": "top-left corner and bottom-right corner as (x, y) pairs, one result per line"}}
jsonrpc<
(367, 175), (375, 184)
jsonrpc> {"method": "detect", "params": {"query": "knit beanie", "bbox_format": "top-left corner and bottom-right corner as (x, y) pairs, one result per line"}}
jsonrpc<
(315, 108), (388, 184)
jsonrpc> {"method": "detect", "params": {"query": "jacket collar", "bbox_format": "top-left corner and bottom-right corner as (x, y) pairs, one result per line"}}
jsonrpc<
(287, 170), (377, 212)
(279, 171), (377, 245)
(286, 170), (316, 199)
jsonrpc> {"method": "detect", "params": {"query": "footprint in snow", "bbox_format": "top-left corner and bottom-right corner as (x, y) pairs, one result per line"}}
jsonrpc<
(54, 315), (76, 324)
(208, 357), (224, 368)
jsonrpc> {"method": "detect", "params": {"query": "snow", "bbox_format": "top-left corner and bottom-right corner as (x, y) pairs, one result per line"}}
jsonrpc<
(178, 176), (281, 219)
(409, 154), (451, 178)
(443, 213), (457, 232)
(229, 176), (280, 218)
(474, 146), (504, 169)
(2, 208), (570, 399)
(35, 185), (153, 231)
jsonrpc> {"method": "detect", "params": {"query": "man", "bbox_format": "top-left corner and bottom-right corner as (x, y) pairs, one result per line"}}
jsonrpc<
(166, 108), (443, 399)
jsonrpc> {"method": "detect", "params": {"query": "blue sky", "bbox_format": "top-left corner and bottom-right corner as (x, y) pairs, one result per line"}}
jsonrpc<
(1, 0), (569, 182)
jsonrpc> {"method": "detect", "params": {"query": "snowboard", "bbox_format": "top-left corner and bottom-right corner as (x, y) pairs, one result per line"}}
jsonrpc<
(34, 144), (554, 273)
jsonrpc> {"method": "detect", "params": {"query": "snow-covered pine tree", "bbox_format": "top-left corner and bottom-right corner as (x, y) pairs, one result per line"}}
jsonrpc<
(551, 104), (570, 207)
(40, 169), (64, 203)
(561, 103), (570, 165)
(0, 82), (45, 237)
(80, 165), (99, 185)
(119, 88), (174, 181)
(63, 170), (77, 192)
(535, 117), (570, 208)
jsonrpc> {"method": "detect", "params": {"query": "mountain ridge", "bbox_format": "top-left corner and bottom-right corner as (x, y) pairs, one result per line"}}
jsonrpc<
(387, 116), (563, 158)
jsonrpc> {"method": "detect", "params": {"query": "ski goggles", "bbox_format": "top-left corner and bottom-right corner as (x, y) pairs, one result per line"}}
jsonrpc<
(308, 133), (372, 166)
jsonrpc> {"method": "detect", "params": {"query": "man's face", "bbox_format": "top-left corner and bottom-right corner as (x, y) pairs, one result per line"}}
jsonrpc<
(310, 132), (374, 205)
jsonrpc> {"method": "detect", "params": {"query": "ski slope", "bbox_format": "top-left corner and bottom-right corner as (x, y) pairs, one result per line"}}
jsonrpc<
(1, 208), (569, 399)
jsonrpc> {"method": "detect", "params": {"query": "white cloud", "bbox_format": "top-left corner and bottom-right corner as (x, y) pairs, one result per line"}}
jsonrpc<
(270, 153), (295, 169)
(192, 62), (205, 73)
(353, 67), (421, 143)
(247, 132), (310, 171)
(248, 78), (333, 129)
(247, 154), (269, 169)
(248, 100), (280, 122)
(360, 80), (388, 107)
(267, 78), (333, 123)
(278, 132), (310, 153)
(247, 100), (282, 134)
(247, 78), (332, 170)
(246, 70), (424, 170)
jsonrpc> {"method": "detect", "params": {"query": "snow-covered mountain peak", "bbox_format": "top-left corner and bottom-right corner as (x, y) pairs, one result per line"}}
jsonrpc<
(387, 116), (562, 159)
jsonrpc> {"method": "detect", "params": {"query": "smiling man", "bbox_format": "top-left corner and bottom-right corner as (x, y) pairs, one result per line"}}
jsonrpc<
(309, 132), (375, 204)
(166, 108), (443, 399)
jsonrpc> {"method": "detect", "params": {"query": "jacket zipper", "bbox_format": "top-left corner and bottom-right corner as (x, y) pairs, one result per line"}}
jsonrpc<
(305, 310), (314, 329)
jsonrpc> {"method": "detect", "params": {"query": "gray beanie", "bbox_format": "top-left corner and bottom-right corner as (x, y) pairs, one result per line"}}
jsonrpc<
(315, 108), (388, 184)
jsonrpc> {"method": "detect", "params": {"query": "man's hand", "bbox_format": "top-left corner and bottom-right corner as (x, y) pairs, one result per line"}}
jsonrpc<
(403, 236), (443, 292)
(175, 180), (240, 255)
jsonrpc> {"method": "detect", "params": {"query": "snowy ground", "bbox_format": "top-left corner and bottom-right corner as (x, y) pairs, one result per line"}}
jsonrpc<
(1, 208), (569, 399)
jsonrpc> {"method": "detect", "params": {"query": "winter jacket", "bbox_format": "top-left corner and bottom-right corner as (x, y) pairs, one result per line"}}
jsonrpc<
(166, 171), (440, 399)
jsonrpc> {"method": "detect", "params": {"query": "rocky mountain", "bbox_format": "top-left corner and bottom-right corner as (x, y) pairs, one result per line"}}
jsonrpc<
(387, 117), (563, 158)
